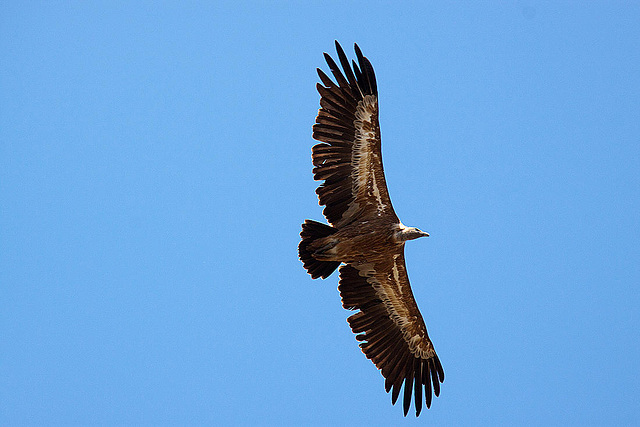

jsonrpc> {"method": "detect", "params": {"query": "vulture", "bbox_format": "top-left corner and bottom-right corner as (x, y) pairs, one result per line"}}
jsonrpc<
(298, 41), (444, 417)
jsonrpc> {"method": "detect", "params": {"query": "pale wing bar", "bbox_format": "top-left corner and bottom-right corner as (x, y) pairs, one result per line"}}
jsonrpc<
(338, 261), (444, 416)
(312, 41), (397, 227)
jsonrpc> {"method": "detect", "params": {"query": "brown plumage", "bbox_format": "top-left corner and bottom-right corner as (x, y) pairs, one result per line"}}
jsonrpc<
(298, 41), (444, 416)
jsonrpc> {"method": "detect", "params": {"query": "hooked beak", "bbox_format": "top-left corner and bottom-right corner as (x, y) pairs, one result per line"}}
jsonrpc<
(421, 231), (430, 238)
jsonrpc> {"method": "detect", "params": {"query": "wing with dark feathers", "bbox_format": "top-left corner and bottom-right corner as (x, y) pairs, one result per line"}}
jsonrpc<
(312, 41), (398, 228)
(338, 249), (444, 416)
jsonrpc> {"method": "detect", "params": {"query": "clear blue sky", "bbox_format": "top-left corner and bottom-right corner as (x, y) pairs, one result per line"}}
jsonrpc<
(2, 2), (639, 425)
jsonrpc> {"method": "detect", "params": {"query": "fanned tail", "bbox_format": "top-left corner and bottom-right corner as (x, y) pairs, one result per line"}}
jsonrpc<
(298, 220), (341, 279)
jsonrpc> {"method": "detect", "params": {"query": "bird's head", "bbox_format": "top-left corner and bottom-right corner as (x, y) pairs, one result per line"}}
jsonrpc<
(395, 224), (430, 242)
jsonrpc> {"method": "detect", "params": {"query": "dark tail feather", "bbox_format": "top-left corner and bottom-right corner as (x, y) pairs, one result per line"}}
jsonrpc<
(298, 219), (340, 279)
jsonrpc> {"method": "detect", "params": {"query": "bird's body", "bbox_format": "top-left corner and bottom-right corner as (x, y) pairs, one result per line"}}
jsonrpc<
(298, 41), (444, 416)
(310, 221), (395, 262)
(310, 221), (426, 263)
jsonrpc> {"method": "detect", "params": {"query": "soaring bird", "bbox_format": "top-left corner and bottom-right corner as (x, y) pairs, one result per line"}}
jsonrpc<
(298, 41), (444, 416)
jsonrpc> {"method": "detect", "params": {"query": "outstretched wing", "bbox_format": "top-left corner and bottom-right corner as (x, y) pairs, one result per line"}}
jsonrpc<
(312, 41), (398, 228)
(338, 248), (444, 416)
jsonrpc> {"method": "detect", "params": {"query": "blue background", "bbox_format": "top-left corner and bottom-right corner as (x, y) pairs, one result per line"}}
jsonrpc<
(2, 2), (639, 425)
